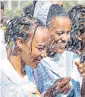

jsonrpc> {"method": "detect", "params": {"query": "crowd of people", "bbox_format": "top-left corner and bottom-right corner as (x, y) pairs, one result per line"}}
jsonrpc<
(0, 0), (85, 97)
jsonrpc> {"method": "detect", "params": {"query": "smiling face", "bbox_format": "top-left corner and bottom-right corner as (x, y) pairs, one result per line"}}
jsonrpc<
(49, 16), (71, 53)
(17, 27), (50, 68)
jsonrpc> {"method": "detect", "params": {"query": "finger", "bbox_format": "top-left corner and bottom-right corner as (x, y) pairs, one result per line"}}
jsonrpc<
(53, 78), (64, 89)
(79, 68), (84, 73)
(75, 61), (80, 66)
(60, 77), (70, 88)
(83, 67), (85, 71)
(53, 81), (61, 89)
(59, 83), (71, 94)
(53, 78), (70, 92)
(82, 73), (85, 78)
(78, 64), (85, 68)
(78, 67), (85, 74)
(54, 85), (61, 93)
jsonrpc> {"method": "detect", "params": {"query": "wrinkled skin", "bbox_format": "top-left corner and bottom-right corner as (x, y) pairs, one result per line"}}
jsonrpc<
(48, 16), (71, 53)
(44, 16), (72, 96)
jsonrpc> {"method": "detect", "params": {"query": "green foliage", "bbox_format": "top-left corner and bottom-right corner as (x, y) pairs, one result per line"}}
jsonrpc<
(5, 8), (22, 19)
(4, 1), (32, 19)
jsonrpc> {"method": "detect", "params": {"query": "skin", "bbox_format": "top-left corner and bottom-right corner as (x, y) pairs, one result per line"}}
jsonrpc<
(74, 30), (85, 97)
(10, 27), (50, 75)
(19, 27), (49, 68)
(44, 77), (71, 97)
(75, 32), (85, 78)
(45, 16), (72, 95)
(49, 16), (71, 53)
(9, 26), (50, 97)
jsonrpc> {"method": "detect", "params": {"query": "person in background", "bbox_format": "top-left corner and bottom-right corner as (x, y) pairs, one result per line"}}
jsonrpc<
(68, 4), (85, 97)
(33, 0), (63, 26)
(0, 1), (7, 60)
(1, 15), (51, 97)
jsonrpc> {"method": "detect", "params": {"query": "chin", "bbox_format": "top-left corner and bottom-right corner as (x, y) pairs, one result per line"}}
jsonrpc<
(33, 62), (39, 68)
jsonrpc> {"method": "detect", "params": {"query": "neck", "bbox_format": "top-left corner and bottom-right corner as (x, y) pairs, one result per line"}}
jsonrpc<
(32, 64), (37, 69)
(9, 55), (25, 77)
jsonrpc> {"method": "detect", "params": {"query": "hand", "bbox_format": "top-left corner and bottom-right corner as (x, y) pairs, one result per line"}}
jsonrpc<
(44, 77), (71, 97)
(52, 77), (71, 94)
(81, 78), (85, 97)
(75, 61), (85, 78)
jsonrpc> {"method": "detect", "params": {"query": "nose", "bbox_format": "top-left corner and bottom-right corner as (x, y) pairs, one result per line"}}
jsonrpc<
(61, 33), (70, 42)
(41, 50), (47, 58)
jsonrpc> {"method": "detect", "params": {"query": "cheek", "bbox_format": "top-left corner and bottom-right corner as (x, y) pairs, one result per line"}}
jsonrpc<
(21, 48), (30, 60)
(51, 33), (60, 42)
(67, 34), (70, 40)
(82, 39), (85, 44)
(54, 34), (60, 41)
(31, 47), (40, 57)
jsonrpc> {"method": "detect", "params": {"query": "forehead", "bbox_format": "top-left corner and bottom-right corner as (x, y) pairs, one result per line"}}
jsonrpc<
(51, 16), (71, 31)
(32, 27), (50, 45)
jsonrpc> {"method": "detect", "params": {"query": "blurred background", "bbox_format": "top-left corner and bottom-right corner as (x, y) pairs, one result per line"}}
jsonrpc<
(2, 0), (85, 20)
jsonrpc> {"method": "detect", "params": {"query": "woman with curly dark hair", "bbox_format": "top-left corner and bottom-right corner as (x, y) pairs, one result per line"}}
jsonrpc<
(68, 4), (85, 97)
(1, 15), (50, 97)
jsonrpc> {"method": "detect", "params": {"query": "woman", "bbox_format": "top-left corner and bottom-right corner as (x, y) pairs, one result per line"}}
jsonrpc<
(1, 15), (50, 97)
(29, 5), (82, 97)
(68, 4), (85, 97)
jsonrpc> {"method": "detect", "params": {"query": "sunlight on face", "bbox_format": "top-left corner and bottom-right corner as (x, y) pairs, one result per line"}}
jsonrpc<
(20, 27), (50, 68)
(49, 16), (71, 53)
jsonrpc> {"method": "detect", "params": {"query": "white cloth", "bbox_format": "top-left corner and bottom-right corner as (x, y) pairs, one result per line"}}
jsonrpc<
(0, 59), (39, 97)
(42, 51), (82, 87)
(33, 0), (52, 25)
(0, 28), (7, 60)
(35, 51), (82, 97)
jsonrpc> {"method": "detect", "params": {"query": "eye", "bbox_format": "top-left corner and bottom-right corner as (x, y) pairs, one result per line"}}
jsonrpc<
(56, 31), (65, 36)
(66, 31), (70, 35)
(37, 46), (46, 51)
(38, 48), (43, 51)
(56, 32), (61, 36)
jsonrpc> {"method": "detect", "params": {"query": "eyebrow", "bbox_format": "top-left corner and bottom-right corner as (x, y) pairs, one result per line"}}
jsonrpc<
(36, 43), (45, 47)
(56, 30), (70, 33)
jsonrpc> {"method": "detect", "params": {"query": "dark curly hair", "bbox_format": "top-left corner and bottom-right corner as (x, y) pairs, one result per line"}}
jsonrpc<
(5, 15), (44, 42)
(5, 15), (45, 53)
(67, 4), (85, 53)
(46, 4), (68, 27)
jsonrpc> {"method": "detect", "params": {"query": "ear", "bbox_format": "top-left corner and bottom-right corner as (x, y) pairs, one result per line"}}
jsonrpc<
(16, 37), (25, 49)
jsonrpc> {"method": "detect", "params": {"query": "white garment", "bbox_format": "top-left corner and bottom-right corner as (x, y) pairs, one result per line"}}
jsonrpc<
(40, 51), (82, 97)
(0, 60), (39, 97)
(33, 0), (52, 25)
(0, 28), (7, 60)
(42, 51), (82, 86)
